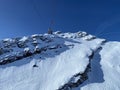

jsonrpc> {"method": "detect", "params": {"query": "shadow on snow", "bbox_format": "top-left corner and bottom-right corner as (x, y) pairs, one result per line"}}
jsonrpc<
(76, 48), (105, 89)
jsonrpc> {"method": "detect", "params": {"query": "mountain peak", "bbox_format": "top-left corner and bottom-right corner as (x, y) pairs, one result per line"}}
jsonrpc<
(0, 31), (119, 90)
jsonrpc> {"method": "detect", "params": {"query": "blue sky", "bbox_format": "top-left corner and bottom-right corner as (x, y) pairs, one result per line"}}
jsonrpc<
(0, 0), (120, 41)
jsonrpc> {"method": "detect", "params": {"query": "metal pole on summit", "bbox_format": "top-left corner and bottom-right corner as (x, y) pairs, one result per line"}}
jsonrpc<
(32, 0), (57, 34)
(48, 20), (54, 34)
(48, 0), (57, 34)
(48, 27), (53, 34)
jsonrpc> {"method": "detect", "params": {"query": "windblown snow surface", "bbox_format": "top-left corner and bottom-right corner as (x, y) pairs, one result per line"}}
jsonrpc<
(75, 42), (120, 90)
(0, 31), (120, 90)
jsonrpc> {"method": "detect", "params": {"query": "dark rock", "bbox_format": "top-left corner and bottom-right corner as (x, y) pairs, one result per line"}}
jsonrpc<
(33, 64), (38, 67)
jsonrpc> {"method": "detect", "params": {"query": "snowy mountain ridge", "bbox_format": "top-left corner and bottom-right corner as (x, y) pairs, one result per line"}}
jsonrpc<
(0, 31), (97, 65)
(0, 31), (120, 90)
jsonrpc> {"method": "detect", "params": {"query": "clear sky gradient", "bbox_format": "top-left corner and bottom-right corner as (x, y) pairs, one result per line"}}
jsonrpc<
(0, 0), (120, 41)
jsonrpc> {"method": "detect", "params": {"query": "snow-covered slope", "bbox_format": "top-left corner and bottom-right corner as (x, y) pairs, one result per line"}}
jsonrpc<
(0, 31), (120, 90)
(77, 42), (120, 90)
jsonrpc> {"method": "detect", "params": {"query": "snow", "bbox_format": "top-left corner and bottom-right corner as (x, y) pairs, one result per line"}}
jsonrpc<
(19, 36), (28, 42)
(0, 39), (95, 90)
(3, 38), (13, 42)
(24, 47), (30, 52)
(82, 34), (96, 41)
(0, 44), (91, 90)
(0, 31), (120, 90)
(74, 42), (120, 90)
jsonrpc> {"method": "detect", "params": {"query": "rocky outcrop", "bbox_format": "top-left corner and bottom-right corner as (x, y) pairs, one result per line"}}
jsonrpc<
(58, 47), (104, 90)
(0, 34), (65, 65)
(58, 51), (94, 90)
(0, 31), (96, 66)
(0, 44), (64, 65)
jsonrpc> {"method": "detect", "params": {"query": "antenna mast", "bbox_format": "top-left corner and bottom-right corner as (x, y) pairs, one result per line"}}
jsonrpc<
(48, 0), (57, 34)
